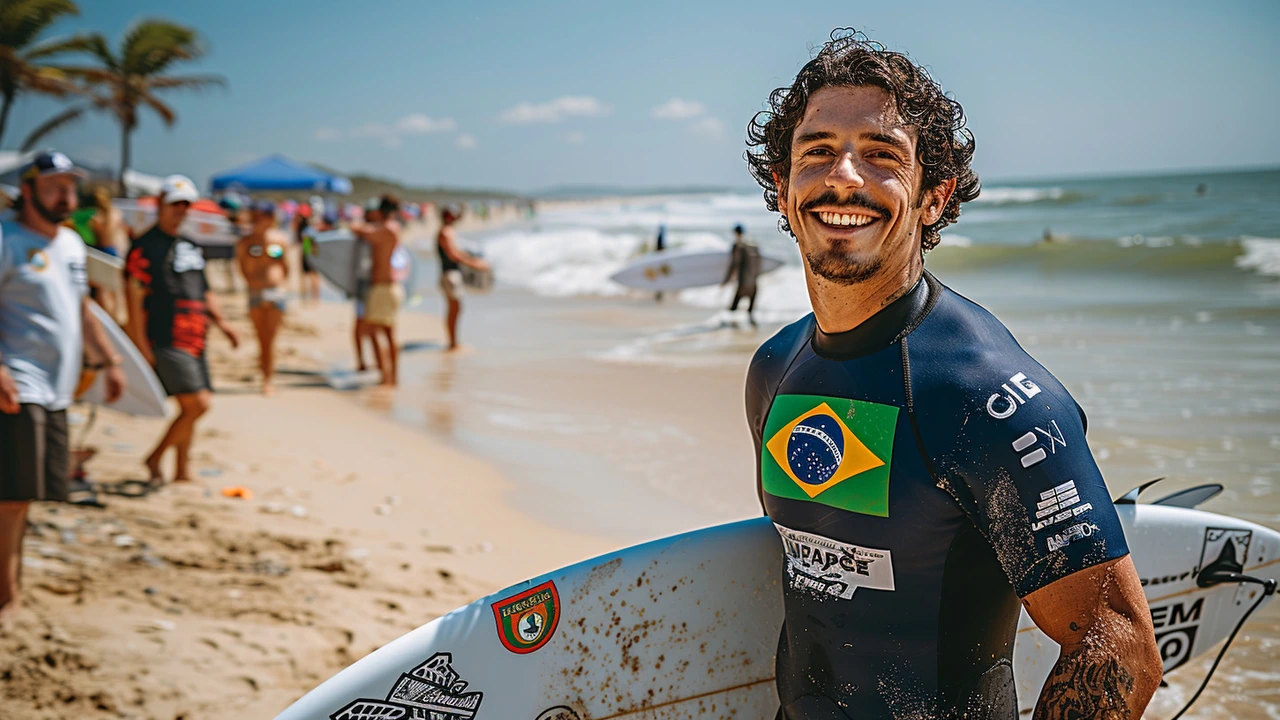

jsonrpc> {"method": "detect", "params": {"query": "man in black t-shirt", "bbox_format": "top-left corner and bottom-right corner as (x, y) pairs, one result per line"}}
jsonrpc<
(125, 175), (238, 483)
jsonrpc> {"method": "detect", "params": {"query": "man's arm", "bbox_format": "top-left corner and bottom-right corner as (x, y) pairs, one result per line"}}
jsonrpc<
(204, 290), (239, 349)
(124, 279), (153, 365)
(80, 297), (126, 403)
(1025, 555), (1162, 719)
(440, 229), (489, 271)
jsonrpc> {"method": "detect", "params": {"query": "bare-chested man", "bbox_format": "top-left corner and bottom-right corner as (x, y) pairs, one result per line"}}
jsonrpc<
(235, 200), (290, 396)
(351, 195), (403, 386)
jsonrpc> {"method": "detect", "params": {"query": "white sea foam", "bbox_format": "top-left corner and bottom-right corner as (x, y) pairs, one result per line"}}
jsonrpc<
(973, 186), (1065, 204)
(1236, 237), (1280, 277)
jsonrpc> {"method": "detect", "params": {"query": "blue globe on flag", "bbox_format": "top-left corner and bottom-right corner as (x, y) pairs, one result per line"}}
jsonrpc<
(787, 414), (845, 485)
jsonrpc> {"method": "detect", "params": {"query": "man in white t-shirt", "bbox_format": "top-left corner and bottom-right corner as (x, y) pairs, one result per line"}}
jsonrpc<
(0, 151), (126, 628)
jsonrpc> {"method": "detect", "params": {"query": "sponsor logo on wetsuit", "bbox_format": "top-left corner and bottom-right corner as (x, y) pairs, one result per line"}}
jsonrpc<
(762, 394), (899, 518)
(986, 372), (1041, 419)
(329, 652), (482, 720)
(491, 580), (560, 654)
(1045, 521), (1099, 552)
(1011, 419), (1066, 468)
(1029, 480), (1093, 532)
(775, 523), (895, 600)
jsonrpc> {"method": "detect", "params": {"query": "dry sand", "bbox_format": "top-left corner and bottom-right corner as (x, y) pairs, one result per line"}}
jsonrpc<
(0, 288), (614, 719)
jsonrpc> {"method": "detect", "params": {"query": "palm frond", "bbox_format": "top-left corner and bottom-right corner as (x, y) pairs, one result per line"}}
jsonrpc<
(0, 0), (80, 50)
(22, 32), (103, 61)
(120, 19), (203, 77)
(19, 102), (85, 150)
(137, 89), (175, 126)
(146, 73), (225, 92)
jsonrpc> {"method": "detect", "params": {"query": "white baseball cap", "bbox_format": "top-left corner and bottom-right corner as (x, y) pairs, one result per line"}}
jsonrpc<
(159, 174), (200, 204)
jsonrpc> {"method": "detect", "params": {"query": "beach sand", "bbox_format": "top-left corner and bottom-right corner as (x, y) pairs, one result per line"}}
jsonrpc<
(0, 290), (614, 719)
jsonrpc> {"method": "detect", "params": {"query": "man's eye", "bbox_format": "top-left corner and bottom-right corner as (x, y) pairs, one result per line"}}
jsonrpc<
(870, 150), (899, 161)
(803, 147), (833, 157)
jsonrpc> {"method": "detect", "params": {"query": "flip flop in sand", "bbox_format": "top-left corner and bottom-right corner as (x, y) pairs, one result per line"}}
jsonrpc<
(91, 478), (166, 499)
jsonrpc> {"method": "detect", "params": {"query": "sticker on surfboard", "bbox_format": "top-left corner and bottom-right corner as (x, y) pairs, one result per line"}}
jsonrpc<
(491, 580), (560, 654)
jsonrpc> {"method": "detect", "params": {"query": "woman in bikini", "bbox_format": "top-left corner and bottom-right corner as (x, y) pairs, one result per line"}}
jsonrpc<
(235, 200), (290, 396)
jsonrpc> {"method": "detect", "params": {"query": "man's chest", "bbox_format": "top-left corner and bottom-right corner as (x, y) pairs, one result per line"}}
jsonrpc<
(760, 354), (969, 596)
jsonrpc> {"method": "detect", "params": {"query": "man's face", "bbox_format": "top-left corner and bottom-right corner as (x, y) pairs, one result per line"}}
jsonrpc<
(26, 174), (78, 224)
(778, 85), (931, 286)
(158, 199), (190, 232)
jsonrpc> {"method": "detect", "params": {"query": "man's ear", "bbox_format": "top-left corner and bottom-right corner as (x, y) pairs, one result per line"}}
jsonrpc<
(922, 177), (957, 226)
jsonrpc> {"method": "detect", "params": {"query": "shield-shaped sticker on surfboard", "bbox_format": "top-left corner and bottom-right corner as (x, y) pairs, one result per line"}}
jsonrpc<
(491, 580), (560, 654)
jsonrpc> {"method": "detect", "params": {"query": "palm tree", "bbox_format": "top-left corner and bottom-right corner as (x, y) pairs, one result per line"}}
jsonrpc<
(22, 19), (224, 188)
(0, 0), (93, 147)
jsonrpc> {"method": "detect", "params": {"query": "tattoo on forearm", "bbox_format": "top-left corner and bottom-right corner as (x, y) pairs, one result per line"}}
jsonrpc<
(1036, 647), (1135, 720)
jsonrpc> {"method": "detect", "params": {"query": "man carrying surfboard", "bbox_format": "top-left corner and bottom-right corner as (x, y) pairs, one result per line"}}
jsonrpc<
(350, 195), (404, 385)
(744, 30), (1161, 718)
(0, 151), (127, 628)
(437, 205), (488, 351)
(126, 175), (239, 482)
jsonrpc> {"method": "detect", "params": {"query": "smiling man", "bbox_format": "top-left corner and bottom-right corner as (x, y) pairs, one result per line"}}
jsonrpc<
(744, 30), (1161, 719)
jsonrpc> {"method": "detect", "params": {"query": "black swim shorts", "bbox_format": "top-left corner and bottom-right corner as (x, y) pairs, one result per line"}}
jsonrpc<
(0, 404), (70, 502)
(154, 346), (212, 396)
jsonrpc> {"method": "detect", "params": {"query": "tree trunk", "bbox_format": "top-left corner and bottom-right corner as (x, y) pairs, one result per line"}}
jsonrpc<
(118, 119), (131, 196)
(0, 89), (15, 149)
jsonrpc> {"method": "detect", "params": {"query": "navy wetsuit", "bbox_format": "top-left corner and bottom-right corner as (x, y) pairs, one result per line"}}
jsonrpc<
(747, 272), (1129, 719)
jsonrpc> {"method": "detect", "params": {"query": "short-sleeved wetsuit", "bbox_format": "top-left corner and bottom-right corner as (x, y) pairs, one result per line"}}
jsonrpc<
(747, 272), (1129, 719)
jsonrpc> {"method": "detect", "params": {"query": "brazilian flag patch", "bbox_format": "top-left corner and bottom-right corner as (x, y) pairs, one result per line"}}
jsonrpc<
(762, 394), (899, 517)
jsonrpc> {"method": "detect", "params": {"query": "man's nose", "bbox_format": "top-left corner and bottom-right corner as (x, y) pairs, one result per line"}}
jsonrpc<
(825, 151), (865, 192)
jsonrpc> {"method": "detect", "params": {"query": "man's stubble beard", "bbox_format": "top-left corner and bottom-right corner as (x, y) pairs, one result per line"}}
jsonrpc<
(31, 193), (71, 225)
(804, 241), (884, 286)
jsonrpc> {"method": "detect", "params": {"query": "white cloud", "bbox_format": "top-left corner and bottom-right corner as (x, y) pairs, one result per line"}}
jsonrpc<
(690, 116), (725, 138)
(652, 98), (705, 120)
(500, 96), (609, 124)
(322, 113), (460, 148)
(564, 131), (584, 144)
(349, 122), (402, 148)
(396, 114), (456, 134)
(455, 133), (477, 150)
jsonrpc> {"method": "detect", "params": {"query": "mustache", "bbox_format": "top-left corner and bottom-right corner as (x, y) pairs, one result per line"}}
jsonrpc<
(800, 191), (891, 218)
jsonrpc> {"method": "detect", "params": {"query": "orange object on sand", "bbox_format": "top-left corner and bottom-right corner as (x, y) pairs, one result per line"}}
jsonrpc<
(221, 486), (253, 500)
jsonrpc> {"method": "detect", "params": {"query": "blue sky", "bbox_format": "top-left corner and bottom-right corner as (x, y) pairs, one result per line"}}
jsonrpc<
(6, 0), (1278, 194)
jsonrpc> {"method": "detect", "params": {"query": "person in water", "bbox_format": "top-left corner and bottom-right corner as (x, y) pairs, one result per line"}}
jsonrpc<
(722, 223), (762, 326)
(436, 205), (488, 351)
(236, 200), (290, 396)
(743, 29), (1160, 719)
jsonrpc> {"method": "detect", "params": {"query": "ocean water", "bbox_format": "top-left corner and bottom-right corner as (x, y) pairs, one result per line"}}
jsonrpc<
(389, 167), (1279, 719)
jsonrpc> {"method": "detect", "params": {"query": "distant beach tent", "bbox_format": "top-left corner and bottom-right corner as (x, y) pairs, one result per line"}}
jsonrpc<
(210, 154), (352, 194)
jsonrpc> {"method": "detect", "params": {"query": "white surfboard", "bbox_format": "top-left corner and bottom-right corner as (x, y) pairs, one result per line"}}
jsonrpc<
(85, 246), (123, 293)
(310, 230), (417, 301)
(77, 302), (169, 418)
(610, 249), (784, 293)
(275, 495), (1279, 719)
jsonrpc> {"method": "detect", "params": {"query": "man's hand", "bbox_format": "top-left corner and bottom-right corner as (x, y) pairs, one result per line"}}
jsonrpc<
(104, 365), (126, 404)
(0, 366), (19, 414)
(1026, 555), (1162, 719)
(220, 323), (240, 350)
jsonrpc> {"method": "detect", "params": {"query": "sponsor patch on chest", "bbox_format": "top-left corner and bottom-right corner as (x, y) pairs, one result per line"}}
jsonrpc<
(775, 523), (895, 600)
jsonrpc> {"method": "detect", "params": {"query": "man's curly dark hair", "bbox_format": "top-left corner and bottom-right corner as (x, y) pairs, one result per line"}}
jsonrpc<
(746, 28), (980, 251)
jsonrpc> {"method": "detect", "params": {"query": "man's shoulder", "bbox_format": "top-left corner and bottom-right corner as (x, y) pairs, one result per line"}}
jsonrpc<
(749, 314), (814, 379)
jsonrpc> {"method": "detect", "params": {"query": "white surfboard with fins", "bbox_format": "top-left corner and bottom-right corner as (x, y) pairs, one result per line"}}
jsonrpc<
(276, 484), (1279, 719)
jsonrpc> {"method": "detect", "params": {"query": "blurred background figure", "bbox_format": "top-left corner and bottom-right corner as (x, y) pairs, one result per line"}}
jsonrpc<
(723, 224), (761, 327)
(436, 205), (488, 351)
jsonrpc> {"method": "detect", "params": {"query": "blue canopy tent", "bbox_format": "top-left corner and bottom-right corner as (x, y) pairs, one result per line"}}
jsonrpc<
(209, 154), (352, 194)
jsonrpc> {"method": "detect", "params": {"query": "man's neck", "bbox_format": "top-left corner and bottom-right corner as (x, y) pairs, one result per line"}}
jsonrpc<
(157, 223), (181, 238)
(20, 210), (59, 240)
(807, 258), (923, 335)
